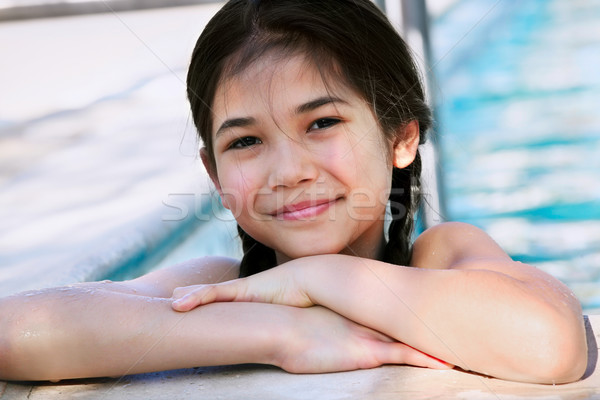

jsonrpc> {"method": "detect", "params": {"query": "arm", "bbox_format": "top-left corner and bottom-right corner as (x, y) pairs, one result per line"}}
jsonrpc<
(81, 255), (242, 298)
(173, 223), (588, 383)
(0, 256), (253, 381)
(0, 291), (286, 381)
(297, 256), (587, 384)
(0, 257), (447, 381)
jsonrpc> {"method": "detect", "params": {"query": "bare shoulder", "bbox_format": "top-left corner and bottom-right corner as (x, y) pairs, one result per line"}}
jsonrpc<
(126, 256), (241, 297)
(411, 222), (511, 269)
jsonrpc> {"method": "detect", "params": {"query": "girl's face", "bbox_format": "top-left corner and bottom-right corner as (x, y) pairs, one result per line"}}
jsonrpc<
(207, 54), (416, 263)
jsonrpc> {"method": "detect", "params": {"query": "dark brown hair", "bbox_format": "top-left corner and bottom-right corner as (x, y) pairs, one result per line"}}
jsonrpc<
(187, 0), (431, 276)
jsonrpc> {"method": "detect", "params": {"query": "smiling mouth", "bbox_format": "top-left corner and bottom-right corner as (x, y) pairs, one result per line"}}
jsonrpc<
(273, 198), (341, 221)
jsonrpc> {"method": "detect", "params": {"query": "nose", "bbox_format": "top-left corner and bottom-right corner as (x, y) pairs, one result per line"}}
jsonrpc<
(267, 138), (319, 189)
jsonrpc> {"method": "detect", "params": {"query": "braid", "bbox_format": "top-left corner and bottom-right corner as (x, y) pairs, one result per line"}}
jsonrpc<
(237, 224), (277, 277)
(383, 151), (422, 266)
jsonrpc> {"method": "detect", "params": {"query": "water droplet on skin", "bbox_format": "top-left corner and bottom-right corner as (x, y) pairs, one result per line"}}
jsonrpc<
(21, 329), (41, 339)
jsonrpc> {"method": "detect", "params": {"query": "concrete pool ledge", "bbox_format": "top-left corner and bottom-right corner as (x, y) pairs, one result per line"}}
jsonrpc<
(1, 315), (598, 399)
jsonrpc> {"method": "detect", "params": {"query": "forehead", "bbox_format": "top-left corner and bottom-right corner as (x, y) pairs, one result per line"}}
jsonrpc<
(211, 54), (355, 128)
(223, 51), (340, 91)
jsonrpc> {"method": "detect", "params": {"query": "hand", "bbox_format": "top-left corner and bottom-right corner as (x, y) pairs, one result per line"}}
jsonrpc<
(275, 306), (453, 373)
(171, 262), (311, 312)
(170, 262), (454, 373)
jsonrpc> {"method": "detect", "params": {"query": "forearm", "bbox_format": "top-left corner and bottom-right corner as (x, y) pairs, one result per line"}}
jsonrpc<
(296, 254), (587, 383)
(0, 288), (287, 381)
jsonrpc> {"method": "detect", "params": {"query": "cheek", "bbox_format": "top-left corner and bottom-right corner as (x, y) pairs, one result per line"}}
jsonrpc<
(345, 150), (393, 210)
(331, 137), (391, 186)
(315, 134), (357, 177)
(215, 164), (260, 216)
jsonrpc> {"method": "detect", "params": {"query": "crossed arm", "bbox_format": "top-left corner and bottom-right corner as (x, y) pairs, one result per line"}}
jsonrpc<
(0, 223), (588, 383)
(172, 223), (588, 384)
(0, 257), (445, 381)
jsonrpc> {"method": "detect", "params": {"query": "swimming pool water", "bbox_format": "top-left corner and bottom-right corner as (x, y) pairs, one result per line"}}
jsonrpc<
(432, 0), (600, 311)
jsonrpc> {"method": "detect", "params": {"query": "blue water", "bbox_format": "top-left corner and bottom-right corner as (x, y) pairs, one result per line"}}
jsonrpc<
(432, 0), (600, 311)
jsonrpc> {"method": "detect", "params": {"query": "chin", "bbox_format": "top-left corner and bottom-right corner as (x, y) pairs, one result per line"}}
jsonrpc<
(279, 243), (346, 261)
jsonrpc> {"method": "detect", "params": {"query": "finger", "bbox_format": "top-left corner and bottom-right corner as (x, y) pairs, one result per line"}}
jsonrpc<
(171, 285), (207, 312)
(377, 342), (454, 370)
(172, 285), (203, 300)
(171, 283), (242, 312)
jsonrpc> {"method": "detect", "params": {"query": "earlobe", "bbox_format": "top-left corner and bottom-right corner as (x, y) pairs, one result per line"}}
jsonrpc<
(200, 148), (230, 210)
(392, 120), (420, 169)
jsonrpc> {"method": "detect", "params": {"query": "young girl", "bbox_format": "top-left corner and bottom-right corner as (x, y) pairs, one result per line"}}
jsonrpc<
(0, 0), (587, 384)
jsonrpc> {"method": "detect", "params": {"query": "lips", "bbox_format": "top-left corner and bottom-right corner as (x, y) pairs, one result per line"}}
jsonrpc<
(272, 198), (340, 221)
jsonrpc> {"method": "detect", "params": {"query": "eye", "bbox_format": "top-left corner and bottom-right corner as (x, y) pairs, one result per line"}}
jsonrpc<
(308, 118), (341, 131)
(229, 136), (262, 149)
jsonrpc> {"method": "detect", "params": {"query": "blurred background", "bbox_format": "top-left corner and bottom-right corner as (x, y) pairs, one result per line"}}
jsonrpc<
(0, 1), (226, 294)
(431, 0), (600, 312)
(0, 0), (599, 311)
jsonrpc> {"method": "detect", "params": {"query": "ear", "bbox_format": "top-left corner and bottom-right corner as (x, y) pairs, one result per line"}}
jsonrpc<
(392, 120), (420, 169)
(200, 148), (229, 209)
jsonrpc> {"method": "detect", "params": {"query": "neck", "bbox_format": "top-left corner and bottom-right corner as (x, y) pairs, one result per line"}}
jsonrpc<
(340, 233), (386, 261)
(275, 220), (387, 265)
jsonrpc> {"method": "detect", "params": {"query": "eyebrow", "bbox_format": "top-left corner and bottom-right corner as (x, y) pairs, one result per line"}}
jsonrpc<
(295, 96), (347, 114)
(215, 96), (347, 137)
(215, 117), (256, 138)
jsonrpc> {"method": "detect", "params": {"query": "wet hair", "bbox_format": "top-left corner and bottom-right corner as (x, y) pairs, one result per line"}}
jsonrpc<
(187, 0), (431, 277)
